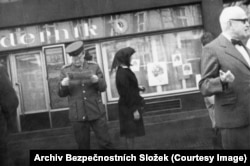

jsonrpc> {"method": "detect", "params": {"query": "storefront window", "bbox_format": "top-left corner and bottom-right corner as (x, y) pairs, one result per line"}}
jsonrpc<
(102, 29), (203, 101)
(15, 52), (47, 113)
(43, 45), (68, 109)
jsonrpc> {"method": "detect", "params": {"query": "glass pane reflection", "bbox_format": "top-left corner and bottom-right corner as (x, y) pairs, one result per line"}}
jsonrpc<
(102, 29), (203, 100)
(16, 52), (46, 113)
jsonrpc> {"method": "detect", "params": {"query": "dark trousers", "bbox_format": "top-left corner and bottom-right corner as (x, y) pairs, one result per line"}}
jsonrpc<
(212, 128), (223, 149)
(220, 125), (250, 149)
(72, 115), (114, 149)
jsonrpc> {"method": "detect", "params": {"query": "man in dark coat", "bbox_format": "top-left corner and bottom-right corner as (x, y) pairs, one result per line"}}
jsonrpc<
(199, 6), (250, 149)
(0, 62), (19, 166)
(200, 32), (222, 149)
(58, 41), (113, 149)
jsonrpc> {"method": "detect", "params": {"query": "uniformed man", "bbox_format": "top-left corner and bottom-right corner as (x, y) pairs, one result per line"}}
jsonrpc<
(58, 41), (113, 149)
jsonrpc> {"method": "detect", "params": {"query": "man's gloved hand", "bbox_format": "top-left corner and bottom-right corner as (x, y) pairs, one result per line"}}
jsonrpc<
(90, 75), (99, 83)
(61, 77), (69, 86)
(220, 70), (235, 83)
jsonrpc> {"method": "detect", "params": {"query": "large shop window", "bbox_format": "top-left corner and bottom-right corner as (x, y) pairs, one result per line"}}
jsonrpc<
(102, 30), (203, 101)
(101, 4), (203, 102)
(15, 52), (47, 113)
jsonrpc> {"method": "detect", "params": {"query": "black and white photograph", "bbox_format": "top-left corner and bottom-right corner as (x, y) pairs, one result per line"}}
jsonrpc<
(1, 0), (250, 166)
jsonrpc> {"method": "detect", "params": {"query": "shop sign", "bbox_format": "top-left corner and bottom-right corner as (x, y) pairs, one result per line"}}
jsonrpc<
(0, 18), (131, 51)
(0, 21), (98, 51)
(0, 4), (202, 52)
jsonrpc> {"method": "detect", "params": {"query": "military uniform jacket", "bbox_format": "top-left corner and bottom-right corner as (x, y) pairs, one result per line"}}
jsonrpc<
(58, 61), (107, 121)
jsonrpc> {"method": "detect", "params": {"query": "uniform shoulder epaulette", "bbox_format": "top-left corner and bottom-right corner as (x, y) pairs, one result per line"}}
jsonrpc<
(87, 61), (96, 64)
(62, 64), (72, 69)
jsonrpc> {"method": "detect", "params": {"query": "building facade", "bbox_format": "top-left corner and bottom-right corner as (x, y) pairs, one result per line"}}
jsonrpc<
(0, 0), (225, 132)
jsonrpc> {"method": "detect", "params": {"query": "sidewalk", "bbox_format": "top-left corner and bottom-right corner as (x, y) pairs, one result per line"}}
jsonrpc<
(8, 109), (213, 166)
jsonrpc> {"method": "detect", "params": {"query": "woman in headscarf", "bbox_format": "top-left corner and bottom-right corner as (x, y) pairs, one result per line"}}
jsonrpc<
(111, 47), (145, 149)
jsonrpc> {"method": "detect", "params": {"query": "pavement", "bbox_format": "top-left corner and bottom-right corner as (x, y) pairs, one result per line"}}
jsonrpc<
(7, 109), (214, 166)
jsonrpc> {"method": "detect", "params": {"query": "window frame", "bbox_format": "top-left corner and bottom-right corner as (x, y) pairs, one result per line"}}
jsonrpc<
(42, 44), (70, 112)
(10, 50), (49, 114)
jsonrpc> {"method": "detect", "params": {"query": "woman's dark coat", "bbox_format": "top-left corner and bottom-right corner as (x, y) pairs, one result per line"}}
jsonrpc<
(114, 47), (145, 138)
